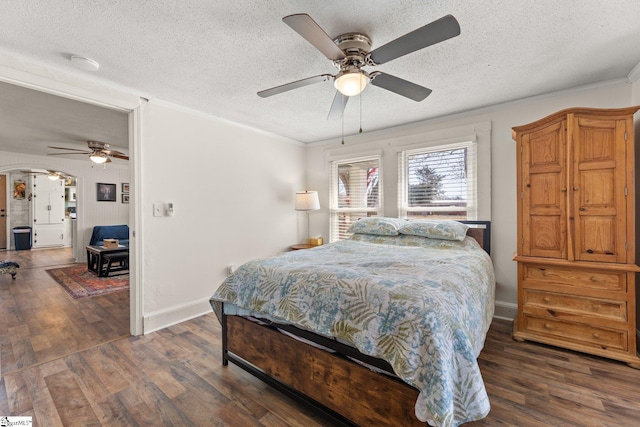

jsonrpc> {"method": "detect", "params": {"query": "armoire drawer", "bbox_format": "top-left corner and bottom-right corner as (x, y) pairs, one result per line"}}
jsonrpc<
(522, 264), (626, 293)
(523, 289), (628, 322)
(523, 315), (627, 351)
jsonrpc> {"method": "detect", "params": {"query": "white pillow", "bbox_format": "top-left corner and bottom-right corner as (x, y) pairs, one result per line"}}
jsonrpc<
(347, 217), (407, 236)
(399, 220), (469, 241)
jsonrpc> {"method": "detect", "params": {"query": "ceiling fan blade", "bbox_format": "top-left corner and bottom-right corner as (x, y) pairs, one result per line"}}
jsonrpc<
(108, 152), (129, 160)
(104, 148), (126, 155)
(370, 72), (432, 101)
(47, 146), (92, 153)
(367, 15), (460, 65)
(258, 74), (332, 98)
(327, 91), (349, 120)
(47, 152), (88, 156)
(283, 14), (347, 61)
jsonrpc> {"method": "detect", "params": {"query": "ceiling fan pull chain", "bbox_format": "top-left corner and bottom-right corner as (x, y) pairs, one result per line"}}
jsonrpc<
(359, 82), (363, 134)
(341, 93), (346, 145)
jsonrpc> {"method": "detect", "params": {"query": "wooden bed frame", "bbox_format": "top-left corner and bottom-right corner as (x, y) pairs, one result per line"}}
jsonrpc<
(220, 221), (491, 426)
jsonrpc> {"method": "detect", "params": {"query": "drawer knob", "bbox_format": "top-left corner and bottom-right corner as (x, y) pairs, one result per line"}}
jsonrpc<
(544, 323), (552, 329)
(543, 297), (550, 303)
(586, 249), (594, 254)
(593, 333), (600, 339)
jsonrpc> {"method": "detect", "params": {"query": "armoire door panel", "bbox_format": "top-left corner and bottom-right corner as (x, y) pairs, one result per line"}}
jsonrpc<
(578, 128), (615, 160)
(578, 217), (617, 262)
(526, 215), (565, 257)
(529, 123), (563, 167)
(529, 174), (563, 208)
(578, 169), (615, 206)
(573, 117), (627, 263)
(521, 121), (567, 258)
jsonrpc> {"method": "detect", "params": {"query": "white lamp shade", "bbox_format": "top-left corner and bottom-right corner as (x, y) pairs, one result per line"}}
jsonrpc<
(295, 191), (320, 211)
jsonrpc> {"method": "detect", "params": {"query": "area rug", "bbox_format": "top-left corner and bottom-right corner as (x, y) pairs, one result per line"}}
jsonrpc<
(46, 265), (129, 299)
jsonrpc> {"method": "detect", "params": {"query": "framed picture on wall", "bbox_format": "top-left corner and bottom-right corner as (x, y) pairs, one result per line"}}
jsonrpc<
(122, 194), (129, 203)
(97, 183), (117, 202)
(122, 183), (130, 193)
(13, 180), (26, 199)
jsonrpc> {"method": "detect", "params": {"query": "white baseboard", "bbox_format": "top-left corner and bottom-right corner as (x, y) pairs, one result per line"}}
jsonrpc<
(143, 297), (213, 333)
(493, 300), (517, 321)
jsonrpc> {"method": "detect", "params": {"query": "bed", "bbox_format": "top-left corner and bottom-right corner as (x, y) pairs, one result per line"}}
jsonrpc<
(210, 219), (495, 427)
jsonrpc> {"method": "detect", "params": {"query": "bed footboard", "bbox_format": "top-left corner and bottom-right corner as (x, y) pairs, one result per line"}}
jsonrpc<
(223, 313), (426, 427)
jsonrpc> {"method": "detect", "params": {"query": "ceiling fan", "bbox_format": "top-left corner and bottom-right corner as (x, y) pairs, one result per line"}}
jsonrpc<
(258, 13), (461, 119)
(22, 169), (71, 181)
(47, 140), (129, 164)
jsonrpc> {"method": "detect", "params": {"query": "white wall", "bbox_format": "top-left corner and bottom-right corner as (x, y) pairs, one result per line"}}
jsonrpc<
(0, 150), (129, 259)
(140, 100), (306, 331)
(306, 80), (635, 319)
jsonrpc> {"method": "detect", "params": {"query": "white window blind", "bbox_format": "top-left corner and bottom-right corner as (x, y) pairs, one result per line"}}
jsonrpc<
(398, 142), (477, 220)
(330, 156), (382, 241)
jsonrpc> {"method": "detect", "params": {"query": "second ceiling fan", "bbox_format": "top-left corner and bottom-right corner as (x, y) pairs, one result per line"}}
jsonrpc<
(47, 140), (129, 164)
(258, 13), (461, 119)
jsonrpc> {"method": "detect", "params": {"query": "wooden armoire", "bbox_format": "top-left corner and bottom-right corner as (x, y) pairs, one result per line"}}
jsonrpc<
(512, 106), (640, 368)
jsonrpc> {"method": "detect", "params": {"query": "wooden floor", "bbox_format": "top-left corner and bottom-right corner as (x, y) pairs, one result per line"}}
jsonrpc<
(2, 249), (640, 425)
(0, 247), (130, 376)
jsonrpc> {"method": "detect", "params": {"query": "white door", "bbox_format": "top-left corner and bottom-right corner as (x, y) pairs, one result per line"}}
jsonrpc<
(33, 175), (65, 247)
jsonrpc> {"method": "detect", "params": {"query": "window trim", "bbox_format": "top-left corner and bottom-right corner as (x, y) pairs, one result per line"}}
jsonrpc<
(398, 140), (478, 220)
(329, 155), (383, 242)
(321, 121), (491, 237)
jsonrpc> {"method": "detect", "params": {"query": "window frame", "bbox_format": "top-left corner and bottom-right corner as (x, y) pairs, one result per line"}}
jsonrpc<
(398, 140), (478, 220)
(322, 121), (491, 241)
(329, 155), (383, 242)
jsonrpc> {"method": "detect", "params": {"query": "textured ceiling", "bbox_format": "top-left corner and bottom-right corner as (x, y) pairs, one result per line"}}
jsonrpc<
(0, 0), (639, 149)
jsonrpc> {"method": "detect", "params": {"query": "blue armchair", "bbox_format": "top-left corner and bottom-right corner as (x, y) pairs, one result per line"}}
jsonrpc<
(89, 225), (130, 247)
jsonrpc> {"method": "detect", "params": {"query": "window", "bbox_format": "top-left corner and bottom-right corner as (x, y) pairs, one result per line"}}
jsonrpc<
(398, 142), (477, 220)
(330, 156), (382, 241)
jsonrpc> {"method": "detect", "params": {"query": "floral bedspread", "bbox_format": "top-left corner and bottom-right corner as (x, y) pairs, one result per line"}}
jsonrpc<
(210, 235), (495, 427)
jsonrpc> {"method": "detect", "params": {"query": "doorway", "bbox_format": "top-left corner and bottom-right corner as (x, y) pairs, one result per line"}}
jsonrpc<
(0, 174), (6, 249)
(0, 74), (141, 336)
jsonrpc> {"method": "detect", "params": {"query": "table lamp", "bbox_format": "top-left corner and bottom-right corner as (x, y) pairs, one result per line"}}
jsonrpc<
(295, 190), (320, 243)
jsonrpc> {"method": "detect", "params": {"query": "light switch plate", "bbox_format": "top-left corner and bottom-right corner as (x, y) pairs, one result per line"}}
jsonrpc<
(153, 203), (163, 217)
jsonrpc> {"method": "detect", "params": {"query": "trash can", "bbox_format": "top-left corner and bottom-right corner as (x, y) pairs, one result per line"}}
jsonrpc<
(13, 226), (32, 250)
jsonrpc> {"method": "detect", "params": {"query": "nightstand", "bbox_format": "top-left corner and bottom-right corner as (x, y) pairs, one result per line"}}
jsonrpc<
(290, 244), (313, 250)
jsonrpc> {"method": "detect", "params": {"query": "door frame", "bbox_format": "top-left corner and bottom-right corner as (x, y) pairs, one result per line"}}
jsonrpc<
(0, 63), (144, 336)
(0, 174), (6, 249)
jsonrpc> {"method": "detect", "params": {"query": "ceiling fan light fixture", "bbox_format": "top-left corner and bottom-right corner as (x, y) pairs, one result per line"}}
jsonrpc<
(90, 153), (108, 164)
(47, 173), (60, 181)
(334, 69), (368, 97)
